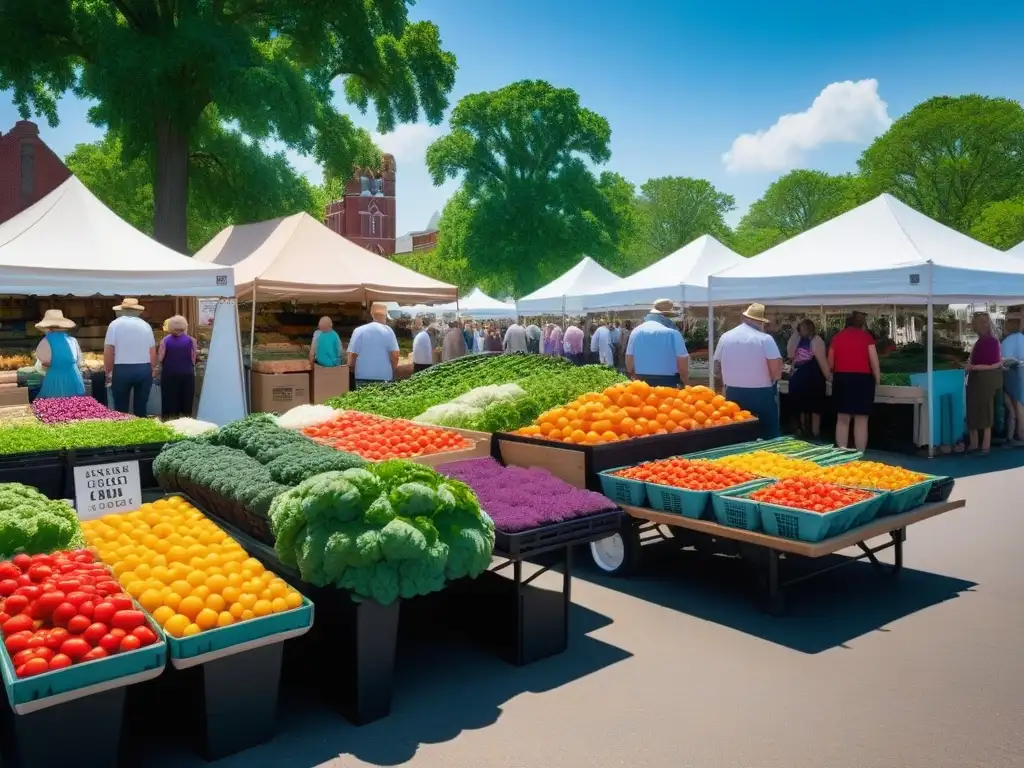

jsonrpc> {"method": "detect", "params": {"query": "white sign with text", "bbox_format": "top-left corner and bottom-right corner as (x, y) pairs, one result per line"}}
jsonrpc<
(73, 460), (143, 520)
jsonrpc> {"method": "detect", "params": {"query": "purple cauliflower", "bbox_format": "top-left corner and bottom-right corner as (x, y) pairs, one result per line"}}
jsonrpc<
(437, 457), (616, 533)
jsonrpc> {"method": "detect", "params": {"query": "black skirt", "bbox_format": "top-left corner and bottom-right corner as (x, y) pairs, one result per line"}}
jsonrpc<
(832, 372), (875, 416)
(787, 362), (826, 414)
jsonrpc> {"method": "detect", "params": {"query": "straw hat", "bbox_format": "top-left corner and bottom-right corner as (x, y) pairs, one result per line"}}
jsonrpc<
(113, 297), (145, 312)
(742, 303), (769, 324)
(36, 309), (76, 331)
(649, 299), (675, 315)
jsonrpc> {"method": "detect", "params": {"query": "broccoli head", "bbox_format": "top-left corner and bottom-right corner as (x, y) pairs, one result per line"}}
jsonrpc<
(379, 518), (429, 562)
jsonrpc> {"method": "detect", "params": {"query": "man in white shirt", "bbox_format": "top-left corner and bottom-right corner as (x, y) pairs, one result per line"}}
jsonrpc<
(503, 322), (528, 354)
(104, 298), (157, 416)
(411, 318), (435, 373)
(348, 303), (400, 387)
(713, 303), (782, 438)
(590, 321), (614, 367)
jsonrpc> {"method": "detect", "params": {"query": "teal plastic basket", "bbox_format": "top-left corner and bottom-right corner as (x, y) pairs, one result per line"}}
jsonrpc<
(759, 490), (884, 543)
(710, 480), (774, 530)
(873, 477), (935, 517)
(597, 468), (649, 506)
(648, 478), (766, 519)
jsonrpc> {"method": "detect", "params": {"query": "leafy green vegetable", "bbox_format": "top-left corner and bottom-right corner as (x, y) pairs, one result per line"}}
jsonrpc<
(0, 483), (84, 558)
(0, 419), (182, 455)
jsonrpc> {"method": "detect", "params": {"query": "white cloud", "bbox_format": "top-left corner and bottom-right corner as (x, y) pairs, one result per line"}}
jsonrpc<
(722, 79), (892, 173)
(371, 122), (444, 166)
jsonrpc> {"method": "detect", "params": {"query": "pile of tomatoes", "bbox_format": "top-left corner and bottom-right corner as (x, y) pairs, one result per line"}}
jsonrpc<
(304, 411), (472, 461)
(750, 478), (873, 513)
(615, 458), (759, 491)
(0, 549), (158, 678)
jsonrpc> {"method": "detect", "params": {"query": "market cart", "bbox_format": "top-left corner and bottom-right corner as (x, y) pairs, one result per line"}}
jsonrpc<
(593, 498), (965, 614)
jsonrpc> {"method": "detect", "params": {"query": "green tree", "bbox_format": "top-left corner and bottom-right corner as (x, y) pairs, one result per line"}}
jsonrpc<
(733, 170), (864, 256)
(66, 129), (326, 253)
(0, 2), (456, 252)
(426, 80), (619, 296)
(631, 177), (736, 265)
(858, 95), (1024, 231)
(970, 197), (1024, 250)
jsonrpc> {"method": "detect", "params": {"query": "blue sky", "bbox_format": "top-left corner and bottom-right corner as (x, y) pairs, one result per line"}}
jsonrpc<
(3, 0), (1024, 236)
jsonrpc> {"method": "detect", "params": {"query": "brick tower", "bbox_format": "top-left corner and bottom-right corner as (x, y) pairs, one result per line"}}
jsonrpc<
(323, 153), (397, 256)
(0, 120), (72, 225)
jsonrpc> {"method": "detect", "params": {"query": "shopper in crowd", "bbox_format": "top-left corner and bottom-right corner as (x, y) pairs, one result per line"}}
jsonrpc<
(525, 323), (542, 354)
(644, 300), (676, 329)
(309, 316), (343, 368)
(786, 318), (829, 439)
(545, 323), (563, 357)
(610, 321), (622, 364)
(1001, 317), (1024, 445)
(411, 318), (435, 373)
(626, 302), (689, 386)
(503, 320), (528, 353)
(35, 309), (85, 399)
(563, 323), (584, 364)
(483, 323), (503, 352)
(348, 302), (399, 387)
(590, 319), (614, 367)
(442, 318), (469, 362)
(104, 298), (157, 417)
(618, 320), (633, 370)
(713, 303), (782, 438)
(157, 315), (197, 419)
(964, 311), (1003, 455)
(828, 311), (880, 452)
(462, 320), (475, 353)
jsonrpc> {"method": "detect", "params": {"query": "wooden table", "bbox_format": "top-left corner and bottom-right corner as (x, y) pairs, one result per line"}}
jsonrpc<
(607, 500), (965, 613)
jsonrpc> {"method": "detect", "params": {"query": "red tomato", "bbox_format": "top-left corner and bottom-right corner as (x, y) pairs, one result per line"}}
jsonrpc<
(27, 565), (52, 582)
(16, 574), (32, 587)
(4, 630), (33, 654)
(92, 602), (115, 625)
(30, 646), (53, 662)
(12, 554), (31, 570)
(55, 579), (81, 593)
(78, 601), (95, 619)
(0, 579), (18, 596)
(81, 647), (108, 662)
(74, 551), (94, 564)
(108, 628), (126, 639)
(66, 615), (91, 635)
(51, 602), (78, 627)
(132, 626), (157, 647)
(16, 657), (48, 678)
(12, 649), (36, 666)
(111, 611), (146, 631)
(0, 563), (20, 581)
(4, 594), (29, 615)
(109, 595), (133, 611)
(95, 581), (120, 596)
(48, 653), (72, 670)
(14, 585), (41, 600)
(83, 622), (108, 645)
(26, 633), (47, 649)
(98, 633), (122, 653)
(119, 635), (141, 652)
(2, 614), (34, 634)
(59, 638), (91, 660)
(65, 591), (91, 607)
(31, 591), (66, 619)
(44, 628), (69, 650)
(0, 612), (10, 626)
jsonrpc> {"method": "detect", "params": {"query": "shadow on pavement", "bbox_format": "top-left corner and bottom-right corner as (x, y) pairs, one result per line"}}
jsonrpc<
(576, 539), (976, 655)
(865, 447), (1024, 479)
(124, 599), (629, 767)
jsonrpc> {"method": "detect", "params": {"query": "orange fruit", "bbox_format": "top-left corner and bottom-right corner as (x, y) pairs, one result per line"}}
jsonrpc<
(163, 614), (190, 638)
(178, 595), (204, 621)
(284, 591), (303, 609)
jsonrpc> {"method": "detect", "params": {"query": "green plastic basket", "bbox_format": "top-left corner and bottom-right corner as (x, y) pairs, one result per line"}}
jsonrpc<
(597, 468), (649, 506)
(759, 490), (885, 543)
(710, 480), (774, 530)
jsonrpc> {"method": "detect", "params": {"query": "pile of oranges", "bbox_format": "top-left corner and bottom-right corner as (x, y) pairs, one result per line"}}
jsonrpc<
(82, 498), (304, 639)
(515, 382), (753, 445)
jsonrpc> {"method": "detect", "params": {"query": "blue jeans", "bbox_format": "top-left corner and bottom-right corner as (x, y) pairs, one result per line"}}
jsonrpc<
(635, 373), (680, 388)
(112, 363), (153, 417)
(726, 384), (780, 439)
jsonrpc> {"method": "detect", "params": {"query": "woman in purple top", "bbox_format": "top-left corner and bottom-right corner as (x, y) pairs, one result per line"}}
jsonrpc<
(158, 315), (198, 419)
(964, 312), (1003, 454)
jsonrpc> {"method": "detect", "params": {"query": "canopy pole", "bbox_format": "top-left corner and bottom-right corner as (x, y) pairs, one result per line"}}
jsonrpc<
(927, 264), (935, 458)
(819, 305), (825, 333)
(708, 294), (716, 391)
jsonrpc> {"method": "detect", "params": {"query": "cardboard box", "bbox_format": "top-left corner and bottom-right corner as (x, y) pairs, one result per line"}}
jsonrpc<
(312, 364), (349, 404)
(0, 387), (29, 408)
(249, 371), (309, 413)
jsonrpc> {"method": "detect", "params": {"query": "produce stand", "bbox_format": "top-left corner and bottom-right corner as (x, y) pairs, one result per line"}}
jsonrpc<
(0, 449), (65, 499)
(0, 617), (167, 768)
(603, 499), (964, 614)
(494, 420), (762, 491)
(447, 510), (622, 666)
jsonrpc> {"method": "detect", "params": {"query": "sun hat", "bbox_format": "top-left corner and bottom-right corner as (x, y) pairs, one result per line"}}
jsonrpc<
(742, 303), (769, 324)
(35, 309), (76, 331)
(113, 297), (145, 312)
(649, 299), (675, 314)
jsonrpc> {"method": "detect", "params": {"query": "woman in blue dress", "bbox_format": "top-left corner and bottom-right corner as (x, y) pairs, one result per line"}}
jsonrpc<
(35, 310), (85, 399)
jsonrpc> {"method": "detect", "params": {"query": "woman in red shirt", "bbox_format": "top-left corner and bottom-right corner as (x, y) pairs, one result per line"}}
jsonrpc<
(827, 313), (880, 451)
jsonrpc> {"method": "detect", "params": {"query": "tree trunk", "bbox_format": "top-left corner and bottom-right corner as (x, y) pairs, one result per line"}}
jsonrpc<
(153, 118), (190, 253)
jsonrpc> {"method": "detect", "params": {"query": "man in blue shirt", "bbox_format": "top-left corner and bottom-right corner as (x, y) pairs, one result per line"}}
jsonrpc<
(625, 300), (689, 387)
(348, 303), (400, 387)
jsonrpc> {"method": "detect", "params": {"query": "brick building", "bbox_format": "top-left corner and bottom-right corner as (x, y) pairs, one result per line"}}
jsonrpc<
(323, 153), (397, 256)
(395, 210), (440, 255)
(0, 120), (72, 225)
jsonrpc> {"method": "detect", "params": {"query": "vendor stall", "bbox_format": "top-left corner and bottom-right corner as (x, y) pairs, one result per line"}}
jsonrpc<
(517, 256), (619, 317)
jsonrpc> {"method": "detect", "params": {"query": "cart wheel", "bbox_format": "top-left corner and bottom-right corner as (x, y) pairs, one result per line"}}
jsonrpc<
(590, 522), (640, 577)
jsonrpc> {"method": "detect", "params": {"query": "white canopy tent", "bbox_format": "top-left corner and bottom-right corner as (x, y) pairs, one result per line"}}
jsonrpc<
(706, 193), (1024, 455)
(1009, 240), (1024, 256)
(432, 287), (518, 321)
(569, 235), (744, 313)
(0, 176), (244, 425)
(516, 256), (619, 316)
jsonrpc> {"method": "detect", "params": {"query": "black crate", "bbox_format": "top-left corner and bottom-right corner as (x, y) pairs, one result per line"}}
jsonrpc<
(495, 420), (762, 491)
(494, 509), (624, 558)
(0, 451), (66, 500)
(926, 476), (955, 503)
